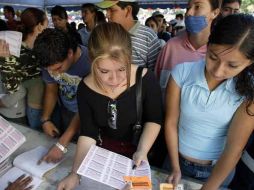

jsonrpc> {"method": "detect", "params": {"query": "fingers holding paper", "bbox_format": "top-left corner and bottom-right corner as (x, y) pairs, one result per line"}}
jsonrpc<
(166, 169), (182, 189)
(0, 39), (10, 57)
(132, 151), (147, 168)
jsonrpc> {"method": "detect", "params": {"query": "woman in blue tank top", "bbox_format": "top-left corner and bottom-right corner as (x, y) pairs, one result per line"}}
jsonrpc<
(165, 14), (254, 190)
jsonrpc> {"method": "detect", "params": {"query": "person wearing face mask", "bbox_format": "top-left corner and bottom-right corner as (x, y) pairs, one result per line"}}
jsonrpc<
(164, 14), (254, 189)
(155, 0), (220, 99)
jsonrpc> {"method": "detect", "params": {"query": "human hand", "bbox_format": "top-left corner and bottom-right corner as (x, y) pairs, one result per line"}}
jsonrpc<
(5, 174), (33, 190)
(57, 173), (80, 190)
(0, 40), (10, 57)
(38, 144), (64, 164)
(42, 121), (60, 137)
(132, 150), (148, 168)
(166, 169), (182, 189)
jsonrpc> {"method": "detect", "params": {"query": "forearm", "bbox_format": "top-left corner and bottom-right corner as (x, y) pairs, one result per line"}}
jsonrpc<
(165, 125), (180, 170)
(42, 84), (58, 120)
(71, 136), (96, 173)
(136, 122), (161, 154)
(58, 113), (80, 146)
(202, 147), (242, 190)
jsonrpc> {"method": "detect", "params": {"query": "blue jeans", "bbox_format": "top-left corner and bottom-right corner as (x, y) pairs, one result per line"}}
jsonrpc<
(179, 155), (234, 187)
(163, 155), (234, 187)
(26, 106), (42, 130)
(179, 155), (213, 181)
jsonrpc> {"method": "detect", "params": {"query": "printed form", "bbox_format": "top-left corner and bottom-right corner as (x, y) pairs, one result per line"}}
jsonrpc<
(77, 145), (151, 189)
(0, 116), (26, 163)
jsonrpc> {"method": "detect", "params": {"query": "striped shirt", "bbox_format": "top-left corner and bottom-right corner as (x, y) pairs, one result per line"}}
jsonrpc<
(129, 21), (161, 70)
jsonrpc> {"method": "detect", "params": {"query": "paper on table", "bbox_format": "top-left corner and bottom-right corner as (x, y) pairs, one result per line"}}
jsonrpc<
(0, 31), (22, 57)
(0, 167), (42, 190)
(0, 116), (26, 163)
(160, 183), (184, 190)
(13, 146), (62, 178)
(77, 145), (151, 190)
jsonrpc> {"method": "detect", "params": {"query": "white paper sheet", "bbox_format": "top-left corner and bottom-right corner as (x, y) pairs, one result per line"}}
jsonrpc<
(0, 167), (42, 190)
(13, 146), (62, 178)
(0, 31), (22, 57)
(0, 116), (26, 163)
(77, 145), (151, 190)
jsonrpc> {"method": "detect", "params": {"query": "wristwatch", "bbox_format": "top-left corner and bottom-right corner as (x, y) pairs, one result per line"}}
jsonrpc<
(55, 142), (68, 154)
(41, 118), (51, 125)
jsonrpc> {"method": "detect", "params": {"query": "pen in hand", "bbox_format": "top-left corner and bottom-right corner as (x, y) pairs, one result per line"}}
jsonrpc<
(132, 164), (137, 170)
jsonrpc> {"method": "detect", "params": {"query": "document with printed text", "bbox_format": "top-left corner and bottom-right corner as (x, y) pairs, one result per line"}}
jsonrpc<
(77, 145), (151, 189)
(0, 116), (26, 163)
(0, 146), (62, 190)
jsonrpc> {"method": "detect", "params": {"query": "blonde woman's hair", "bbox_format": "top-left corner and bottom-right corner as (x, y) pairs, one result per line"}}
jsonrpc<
(88, 22), (132, 91)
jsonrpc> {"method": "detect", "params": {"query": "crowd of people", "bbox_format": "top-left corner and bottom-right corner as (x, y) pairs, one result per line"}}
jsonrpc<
(0, 0), (253, 189)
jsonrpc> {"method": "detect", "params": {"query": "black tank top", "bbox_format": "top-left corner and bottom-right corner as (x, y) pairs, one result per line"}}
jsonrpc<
(247, 133), (254, 158)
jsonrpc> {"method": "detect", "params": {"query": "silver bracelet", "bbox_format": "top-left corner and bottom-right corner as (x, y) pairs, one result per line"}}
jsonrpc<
(55, 142), (68, 154)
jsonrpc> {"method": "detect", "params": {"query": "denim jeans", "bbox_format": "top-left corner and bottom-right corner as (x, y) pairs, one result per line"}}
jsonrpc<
(179, 155), (235, 187)
(179, 155), (213, 181)
(26, 106), (42, 130)
(163, 154), (234, 187)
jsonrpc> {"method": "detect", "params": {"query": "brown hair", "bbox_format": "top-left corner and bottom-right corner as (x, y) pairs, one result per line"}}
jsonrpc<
(19, 8), (46, 41)
(88, 22), (132, 91)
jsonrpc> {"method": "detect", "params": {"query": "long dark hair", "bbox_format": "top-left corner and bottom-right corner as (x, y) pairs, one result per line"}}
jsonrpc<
(209, 14), (254, 115)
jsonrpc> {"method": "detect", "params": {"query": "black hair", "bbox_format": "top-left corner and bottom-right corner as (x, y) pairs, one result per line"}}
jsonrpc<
(4, 6), (15, 17)
(176, 13), (184, 20)
(51, 5), (68, 19)
(0, 19), (8, 31)
(145, 16), (158, 27)
(209, 0), (222, 10)
(117, 1), (140, 20)
(96, 11), (106, 24)
(222, 0), (242, 7)
(33, 28), (78, 67)
(209, 14), (254, 115)
(81, 3), (98, 13)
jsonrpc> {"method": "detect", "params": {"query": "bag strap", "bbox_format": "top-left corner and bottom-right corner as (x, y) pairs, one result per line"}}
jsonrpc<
(135, 66), (144, 126)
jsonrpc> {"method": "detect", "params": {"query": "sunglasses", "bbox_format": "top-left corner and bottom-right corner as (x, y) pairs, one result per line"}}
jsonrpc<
(107, 100), (117, 129)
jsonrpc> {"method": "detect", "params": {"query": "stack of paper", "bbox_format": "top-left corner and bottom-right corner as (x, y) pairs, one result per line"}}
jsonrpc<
(0, 146), (63, 190)
(0, 116), (26, 163)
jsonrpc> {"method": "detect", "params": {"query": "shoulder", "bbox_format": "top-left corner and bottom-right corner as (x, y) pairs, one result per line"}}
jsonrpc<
(171, 59), (205, 84)
(136, 24), (158, 39)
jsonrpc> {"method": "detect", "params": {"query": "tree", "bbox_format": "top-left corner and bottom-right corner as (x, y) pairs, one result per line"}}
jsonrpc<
(241, 0), (254, 13)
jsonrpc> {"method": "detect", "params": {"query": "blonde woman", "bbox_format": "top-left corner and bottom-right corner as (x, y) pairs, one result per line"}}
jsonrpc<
(57, 22), (163, 190)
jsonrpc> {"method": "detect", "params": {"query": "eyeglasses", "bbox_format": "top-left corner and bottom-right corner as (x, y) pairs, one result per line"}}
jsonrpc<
(107, 100), (117, 129)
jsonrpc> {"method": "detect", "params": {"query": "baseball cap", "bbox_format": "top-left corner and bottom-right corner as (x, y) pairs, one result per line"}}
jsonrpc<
(96, 0), (137, 9)
(152, 11), (164, 18)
